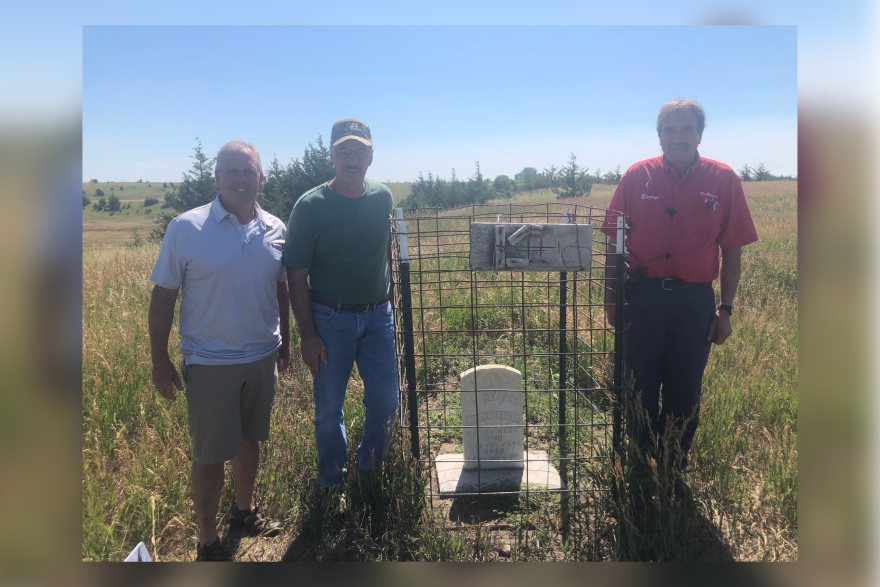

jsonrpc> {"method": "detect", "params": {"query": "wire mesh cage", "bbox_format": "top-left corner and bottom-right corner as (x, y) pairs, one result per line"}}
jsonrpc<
(390, 202), (627, 560)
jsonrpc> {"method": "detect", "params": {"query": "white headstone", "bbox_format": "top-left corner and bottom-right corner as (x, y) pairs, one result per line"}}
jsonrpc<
(460, 365), (524, 470)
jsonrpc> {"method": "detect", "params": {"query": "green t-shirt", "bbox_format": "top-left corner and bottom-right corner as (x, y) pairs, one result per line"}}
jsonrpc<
(283, 178), (393, 305)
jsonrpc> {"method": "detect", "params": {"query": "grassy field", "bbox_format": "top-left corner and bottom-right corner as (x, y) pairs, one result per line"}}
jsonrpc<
(82, 181), (796, 561)
(83, 181), (169, 201)
(81, 181), (412, 248)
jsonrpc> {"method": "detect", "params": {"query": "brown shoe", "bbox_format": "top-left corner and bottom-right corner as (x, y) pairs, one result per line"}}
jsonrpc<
(196, 539), (228, 562)
(232, 506), (282, 537)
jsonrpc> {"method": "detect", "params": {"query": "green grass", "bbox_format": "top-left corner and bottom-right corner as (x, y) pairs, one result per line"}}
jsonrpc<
(82, 181), (412, 248)
(83, 181), (170, 201)
(82, 182), (170, 247)
(82, 181), (797, 561)
(384, 182), (412, 205)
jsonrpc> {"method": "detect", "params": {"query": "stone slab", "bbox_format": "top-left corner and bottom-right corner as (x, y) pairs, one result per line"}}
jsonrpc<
(469, 222), (593, 272)
(460, 365), (524, 470)
(435, 450), (565, 496)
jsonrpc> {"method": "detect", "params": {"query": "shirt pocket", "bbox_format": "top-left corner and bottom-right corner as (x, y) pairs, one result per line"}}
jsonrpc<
(689, 193), (724, 241)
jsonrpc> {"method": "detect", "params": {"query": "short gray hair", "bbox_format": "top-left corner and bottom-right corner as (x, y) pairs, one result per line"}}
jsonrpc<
(215, 141), (263, 175)
(656, 98), (706, 137)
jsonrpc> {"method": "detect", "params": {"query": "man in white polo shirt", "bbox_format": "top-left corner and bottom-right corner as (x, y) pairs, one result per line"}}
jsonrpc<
(149, 141), (290, 561)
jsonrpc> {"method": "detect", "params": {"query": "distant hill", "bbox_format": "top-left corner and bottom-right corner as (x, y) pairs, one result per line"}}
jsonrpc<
(82, 181), (170, 202)
(84, 180), (413, 205)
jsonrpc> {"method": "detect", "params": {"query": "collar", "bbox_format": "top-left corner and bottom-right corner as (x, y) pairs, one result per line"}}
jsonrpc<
(327, 178), (367, 198)
(210, 194), (266, 228)
(661, 151), (701, 179)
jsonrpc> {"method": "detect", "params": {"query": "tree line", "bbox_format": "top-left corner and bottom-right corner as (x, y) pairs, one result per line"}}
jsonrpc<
(738, 163), (796, 182)
(147, 139), (623, 237)
(149, 137), (335, 242)
(142, 137), (798, 242)
(402, 155), (622, 209)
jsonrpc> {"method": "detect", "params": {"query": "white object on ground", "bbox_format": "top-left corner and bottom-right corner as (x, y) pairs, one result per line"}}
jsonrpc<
(124, 542), (152, 562)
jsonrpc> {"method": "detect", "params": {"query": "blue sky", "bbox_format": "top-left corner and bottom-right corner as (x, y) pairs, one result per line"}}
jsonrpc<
(3, 1), (873, 181)
(83, 25), (797, 181)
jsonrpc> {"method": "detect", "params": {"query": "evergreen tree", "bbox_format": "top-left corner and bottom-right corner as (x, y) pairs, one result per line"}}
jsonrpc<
(447, 168), (465, 207)
(738, 164), (753, 182)
(259, 136), (335, 220)
(403, 164), (491, 210)
(542, 165), (559, 189)
(603, 164), (622, 184)
(467, 162), (491, 204)
(106, 194), (121, 212)
(150, 137), (217, 242)
(753, 163), (771, 181)
(553, 154), (592, 200)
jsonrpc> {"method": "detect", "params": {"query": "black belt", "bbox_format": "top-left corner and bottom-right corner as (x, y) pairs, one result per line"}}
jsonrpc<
(311, 294), (390, 313)
(628, 276), (713, 291)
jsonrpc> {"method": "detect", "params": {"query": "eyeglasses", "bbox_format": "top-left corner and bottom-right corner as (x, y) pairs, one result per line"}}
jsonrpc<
(332, 146), (371, 161)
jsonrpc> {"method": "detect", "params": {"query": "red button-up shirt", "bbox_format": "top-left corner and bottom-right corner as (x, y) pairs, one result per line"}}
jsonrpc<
(602, 154), (758, 283)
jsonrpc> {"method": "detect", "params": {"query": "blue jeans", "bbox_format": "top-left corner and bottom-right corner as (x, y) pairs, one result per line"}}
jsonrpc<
(309, 300), (400, 488)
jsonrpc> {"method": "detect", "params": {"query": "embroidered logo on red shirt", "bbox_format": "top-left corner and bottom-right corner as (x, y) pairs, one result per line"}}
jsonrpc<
(641, 193), (659, 200)
(701, 191), (719, 211)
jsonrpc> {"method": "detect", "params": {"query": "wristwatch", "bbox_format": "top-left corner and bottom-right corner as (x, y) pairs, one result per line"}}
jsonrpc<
(718, 304), (733, 315)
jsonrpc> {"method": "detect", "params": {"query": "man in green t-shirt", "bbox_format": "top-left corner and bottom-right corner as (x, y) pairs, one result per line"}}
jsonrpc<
(284, 118), (399, 490)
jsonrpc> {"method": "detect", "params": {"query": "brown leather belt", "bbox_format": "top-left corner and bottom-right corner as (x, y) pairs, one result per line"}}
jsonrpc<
(311, 293), (390, 313)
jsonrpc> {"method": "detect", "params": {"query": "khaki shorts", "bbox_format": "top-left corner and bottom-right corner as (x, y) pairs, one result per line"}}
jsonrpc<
(181, 351), (278, 464)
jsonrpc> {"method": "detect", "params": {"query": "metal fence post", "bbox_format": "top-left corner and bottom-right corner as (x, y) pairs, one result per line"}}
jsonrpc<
(558, 211), (570, 541)
(612, 215), (626, 457)
(396, 208), (420, 461)
(557, 212), (569, 461)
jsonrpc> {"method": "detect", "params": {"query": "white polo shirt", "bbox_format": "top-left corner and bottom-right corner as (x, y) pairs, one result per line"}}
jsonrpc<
(150, 195), (287, 365)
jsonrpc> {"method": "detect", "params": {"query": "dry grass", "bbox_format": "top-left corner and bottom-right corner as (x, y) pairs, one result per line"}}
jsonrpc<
(83, 219), (156, 247)
(82, 181), (796, 561)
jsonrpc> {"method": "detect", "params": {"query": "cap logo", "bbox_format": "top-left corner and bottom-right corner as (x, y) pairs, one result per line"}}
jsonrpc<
(332, 119), (371, 145)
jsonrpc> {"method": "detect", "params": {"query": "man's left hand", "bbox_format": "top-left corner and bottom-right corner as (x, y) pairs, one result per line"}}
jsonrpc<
(707, 310), (732, 345)
(278, 342), (291, 373)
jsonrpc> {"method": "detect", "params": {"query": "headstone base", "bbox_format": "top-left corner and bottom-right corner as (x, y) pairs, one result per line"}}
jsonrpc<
(434, 450), (565, 496)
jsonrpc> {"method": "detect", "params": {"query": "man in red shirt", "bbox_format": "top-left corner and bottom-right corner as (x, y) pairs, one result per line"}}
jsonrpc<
(603, 98), (758, 471)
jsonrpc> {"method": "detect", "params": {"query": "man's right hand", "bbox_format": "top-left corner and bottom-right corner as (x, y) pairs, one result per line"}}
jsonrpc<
(301, 335), (328, 373)
(152, 357), (183, 401)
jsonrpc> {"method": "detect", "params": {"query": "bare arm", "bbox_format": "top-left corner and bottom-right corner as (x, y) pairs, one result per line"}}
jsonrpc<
(286, 267), (327, 372)
(276, 281), (291, 372)
(719, 247), (742, 306)
(708, 247), (742, 345)
(148, 284), (183, 400)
